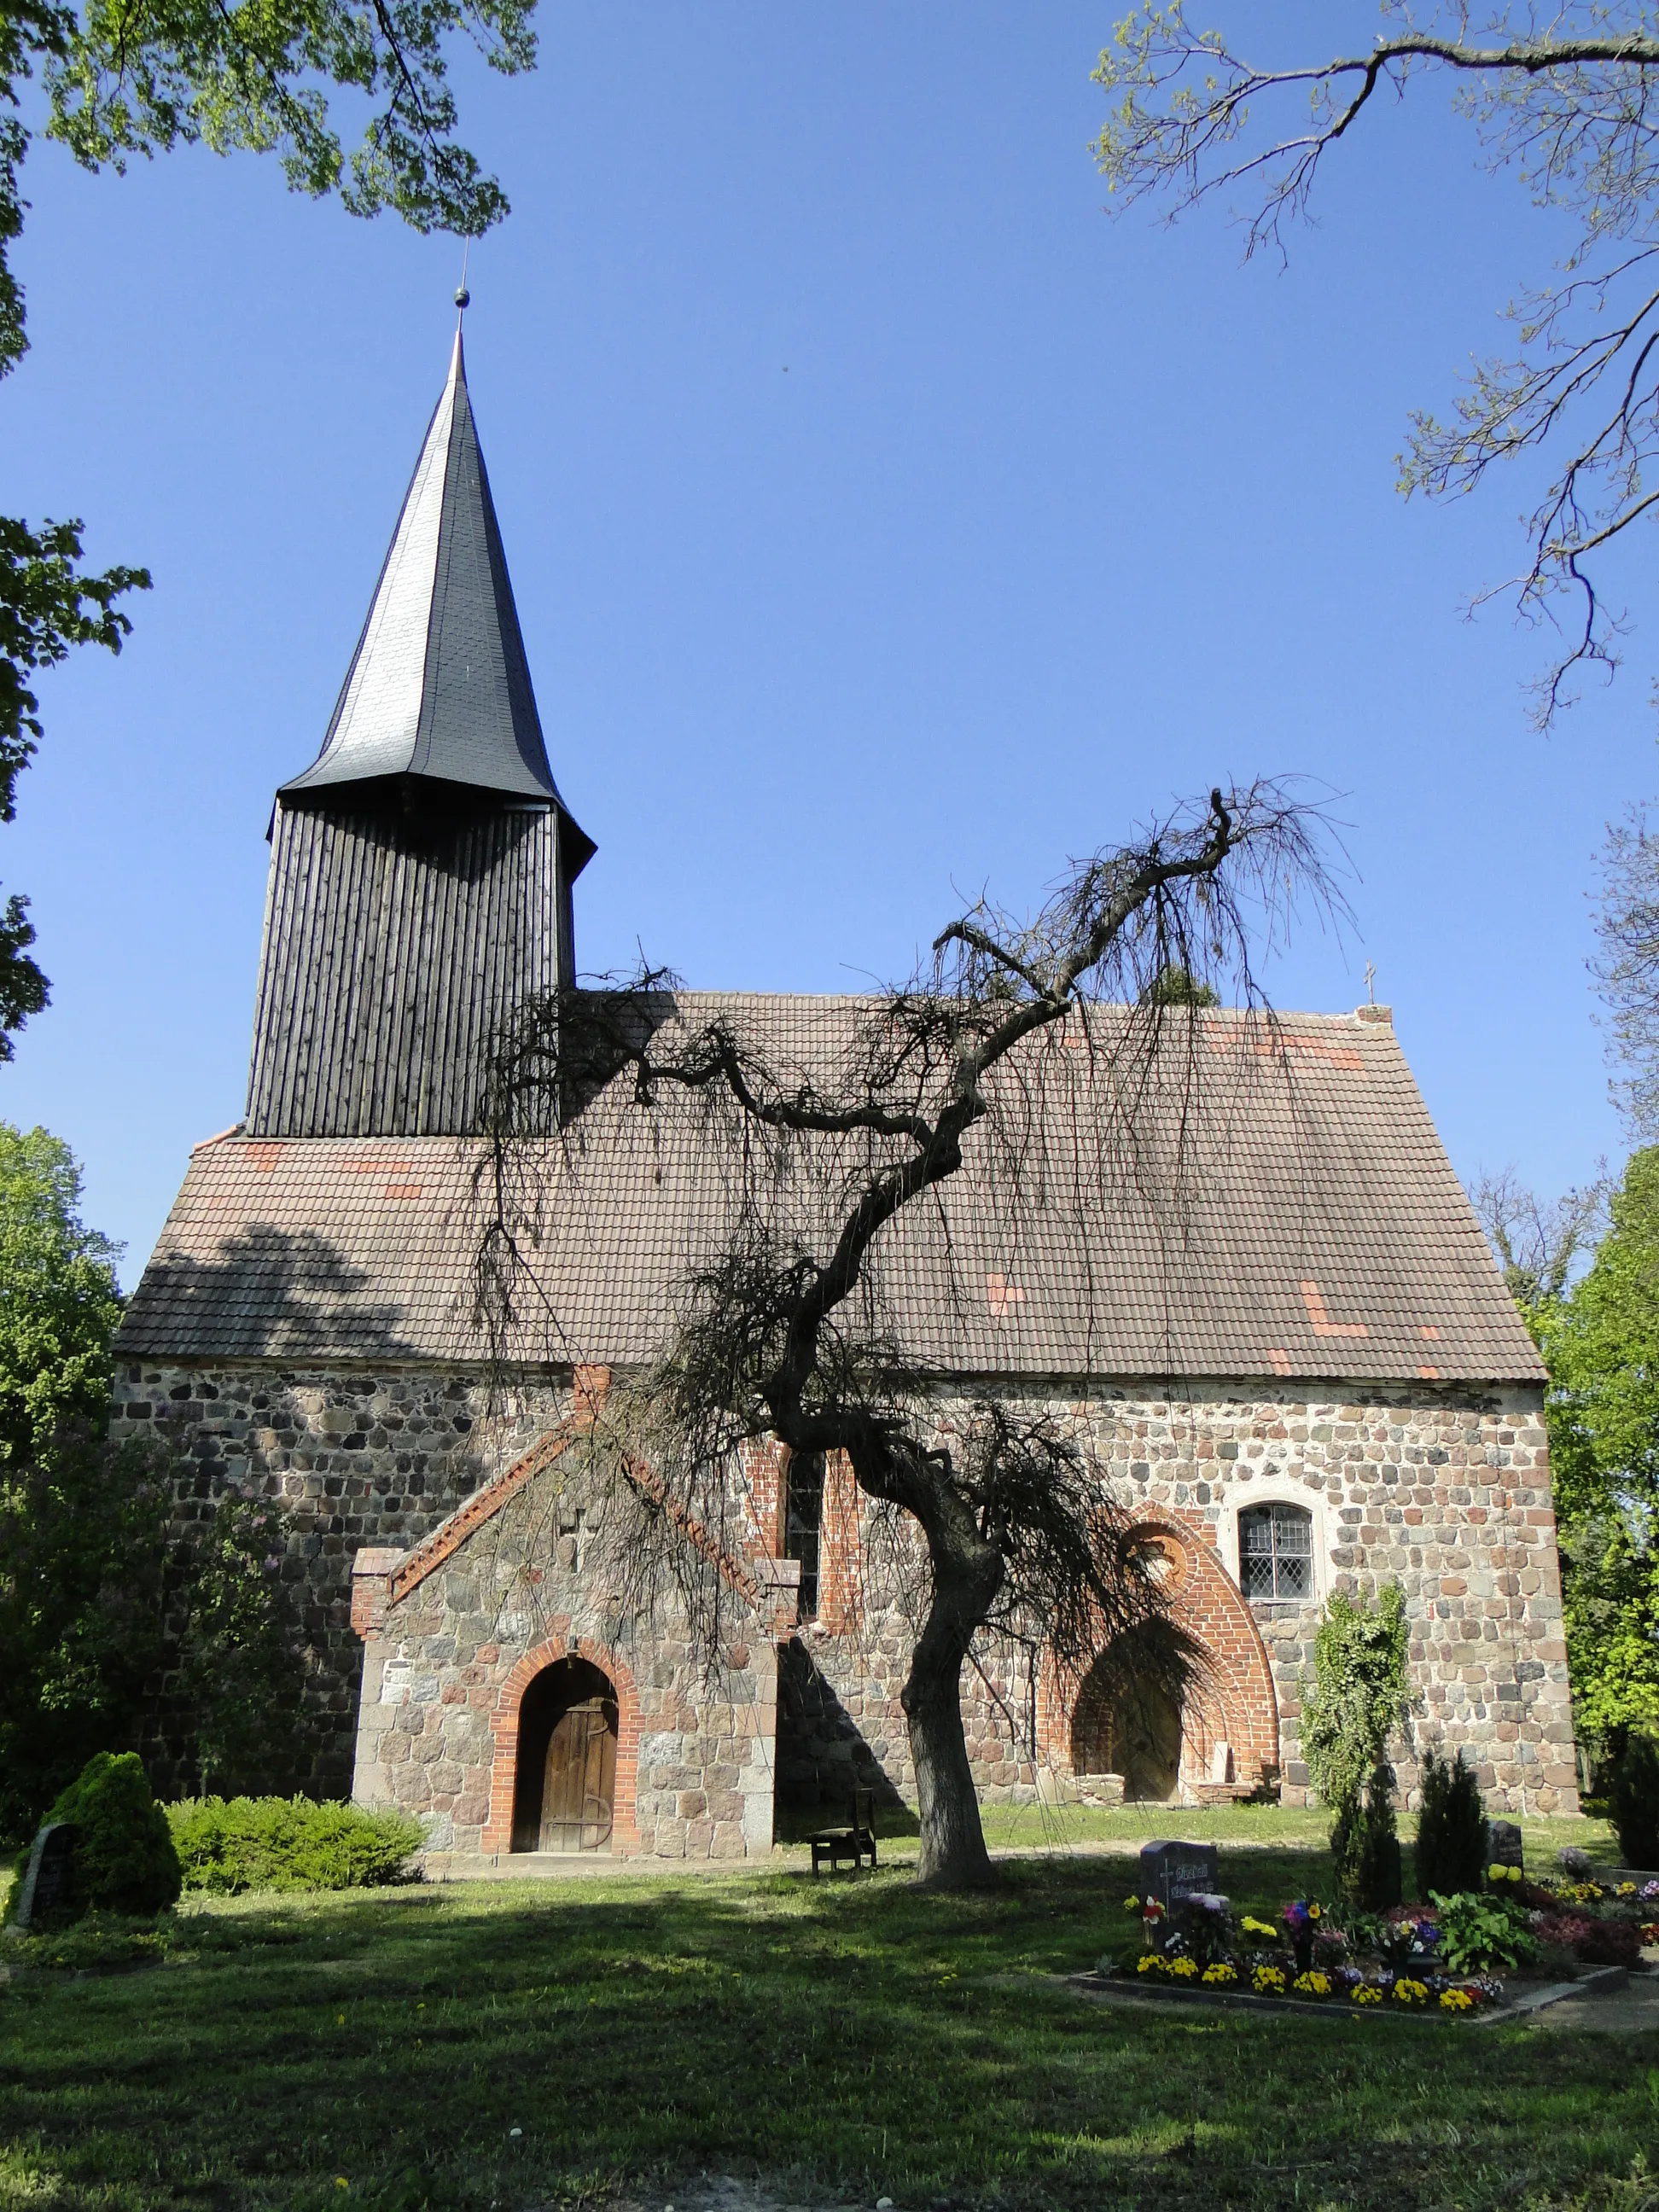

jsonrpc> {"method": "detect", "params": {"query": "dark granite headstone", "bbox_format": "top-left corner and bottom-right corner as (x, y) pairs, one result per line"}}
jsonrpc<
(1139, 1838), (1220, 1910)
(1488, 1819), (1523, 1872)
(9, 1822), (77, 1930)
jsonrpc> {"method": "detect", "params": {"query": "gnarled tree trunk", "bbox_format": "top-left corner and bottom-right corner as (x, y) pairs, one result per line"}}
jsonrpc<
(899, 1480), (1005, 1888)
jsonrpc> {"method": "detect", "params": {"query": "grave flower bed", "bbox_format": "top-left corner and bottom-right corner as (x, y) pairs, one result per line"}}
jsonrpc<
(1099, 1856), (1656, 2018)
(1106, 1890), (1510, 2014)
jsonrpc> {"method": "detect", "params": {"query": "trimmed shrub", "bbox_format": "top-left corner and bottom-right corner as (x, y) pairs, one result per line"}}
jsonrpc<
(45, 1752), (181, 1917)
(1332, 1760), (1403, 1911)
(1606, 1728), (1659, 1870)
(166, 1796), (425, 1893)
(1415, 1745), (1489, 1899)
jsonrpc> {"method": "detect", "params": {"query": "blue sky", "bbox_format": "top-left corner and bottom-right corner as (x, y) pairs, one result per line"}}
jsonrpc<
(7, 4), (1655, 1283)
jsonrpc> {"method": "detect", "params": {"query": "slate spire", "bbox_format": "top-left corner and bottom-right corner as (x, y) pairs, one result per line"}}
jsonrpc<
(282, 331), (595, 876)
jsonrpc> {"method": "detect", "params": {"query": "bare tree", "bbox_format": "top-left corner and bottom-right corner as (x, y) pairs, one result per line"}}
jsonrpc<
(1470, 1162), (1606, 1307)
(1592, 795), (1659, 1132)
(474, 782), (1335, 1888)
(1093, 4), (1659, 723)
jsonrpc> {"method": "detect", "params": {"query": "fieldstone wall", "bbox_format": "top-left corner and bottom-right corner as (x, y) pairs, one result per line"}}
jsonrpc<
(795, 1382), (1578, 1816)
(117, 1365), (1579, 1820)
(110, 1360), (567, 1797)
(350, 1446), (780, 1860)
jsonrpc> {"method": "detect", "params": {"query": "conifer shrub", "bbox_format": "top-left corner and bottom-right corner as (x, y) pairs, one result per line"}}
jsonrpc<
(1415, 1744), (1489, 1898)
(45, 1752), (181, 1917)
(1331, 1759), (1403, 1910)
(166, 1796), (425, 1893)
(1606, 1727), (1659, 1870)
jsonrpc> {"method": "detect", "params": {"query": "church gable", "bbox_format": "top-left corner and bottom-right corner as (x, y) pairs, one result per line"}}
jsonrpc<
(346, 1385), (789, 1861)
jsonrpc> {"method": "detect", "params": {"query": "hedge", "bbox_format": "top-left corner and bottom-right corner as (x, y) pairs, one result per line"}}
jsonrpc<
(166, 1796), (425, 1893)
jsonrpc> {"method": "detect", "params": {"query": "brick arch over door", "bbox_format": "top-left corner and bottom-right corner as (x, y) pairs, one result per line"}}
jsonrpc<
(482, 1638), (642, 1854)
(1043, 1511), (1279, 1791)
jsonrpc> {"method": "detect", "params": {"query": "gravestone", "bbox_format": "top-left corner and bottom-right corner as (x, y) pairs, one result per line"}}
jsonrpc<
(9, 1822), (77, 1930)
(1138, 1837), (1220, 1910)
(1488, 1819), (1523, 1873)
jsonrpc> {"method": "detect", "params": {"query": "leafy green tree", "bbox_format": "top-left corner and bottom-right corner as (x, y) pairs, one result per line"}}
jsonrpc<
(0, 1122), (121, 1461)
(1301, 1583), (1412, 1812)
(0, 1122), (167, 1835)
(177, 1489), (306, 1797)
(1534, 1146), (1659, 1742)
(1301, 1583), (1411, 1906)
(1138, 962), (1220, 1008)
(1, 0), (537, 1057)
(0, 1429), (171, 1837)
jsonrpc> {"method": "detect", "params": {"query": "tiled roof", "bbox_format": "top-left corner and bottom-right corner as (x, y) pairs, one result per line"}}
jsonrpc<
(117, 996), (1545, 1387)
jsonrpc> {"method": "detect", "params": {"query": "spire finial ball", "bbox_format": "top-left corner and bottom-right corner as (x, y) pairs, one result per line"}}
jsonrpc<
(454, 285), (470, 309)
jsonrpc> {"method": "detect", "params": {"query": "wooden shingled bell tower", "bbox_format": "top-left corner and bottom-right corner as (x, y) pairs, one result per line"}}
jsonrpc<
(244, 319), (593, 1138)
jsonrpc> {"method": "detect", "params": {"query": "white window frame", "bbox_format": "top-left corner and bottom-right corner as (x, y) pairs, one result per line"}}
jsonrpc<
(1220, 1476), (1331, 1605)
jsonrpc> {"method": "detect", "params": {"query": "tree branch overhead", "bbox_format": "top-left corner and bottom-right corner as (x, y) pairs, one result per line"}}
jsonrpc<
(1094, 4), (1659, 722)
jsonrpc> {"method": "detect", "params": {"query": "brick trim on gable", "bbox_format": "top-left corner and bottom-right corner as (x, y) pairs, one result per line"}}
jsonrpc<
(481, 1633), (642, 1855)
(390, 1424), (579, 1605)
(385, 1365), (612, 1607)
(373, 1365), (797, 1638)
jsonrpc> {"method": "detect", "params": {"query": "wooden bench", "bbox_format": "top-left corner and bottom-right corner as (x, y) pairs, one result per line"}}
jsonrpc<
(808, 1784), (877, 1873)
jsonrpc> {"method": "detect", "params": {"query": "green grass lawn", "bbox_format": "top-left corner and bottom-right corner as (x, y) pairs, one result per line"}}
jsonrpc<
(2, 1816), (1656, 2212)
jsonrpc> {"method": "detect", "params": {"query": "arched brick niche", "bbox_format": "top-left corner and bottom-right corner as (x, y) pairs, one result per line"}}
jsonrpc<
(1040, 1511), (1279, 1795)
(482, 1637), (642, 1855)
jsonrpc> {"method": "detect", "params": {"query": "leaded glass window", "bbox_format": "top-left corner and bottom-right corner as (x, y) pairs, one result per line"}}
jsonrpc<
(784, 1452), (825, 1618)
(1239, 1503), (1313, 1600)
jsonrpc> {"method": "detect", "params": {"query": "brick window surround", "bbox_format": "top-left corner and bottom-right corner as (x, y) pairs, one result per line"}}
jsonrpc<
(482, 1637), (642, 1855)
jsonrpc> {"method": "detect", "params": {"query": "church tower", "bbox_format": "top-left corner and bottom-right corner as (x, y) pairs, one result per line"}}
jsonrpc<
(244, 329), (593, 1137)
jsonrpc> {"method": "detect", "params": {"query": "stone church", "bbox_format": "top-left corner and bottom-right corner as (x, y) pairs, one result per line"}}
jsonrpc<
(114, 330), (1580, 1860)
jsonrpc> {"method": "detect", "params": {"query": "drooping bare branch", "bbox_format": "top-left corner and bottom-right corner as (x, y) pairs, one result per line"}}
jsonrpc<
(1592, 789), (1659, 1131)
(473, 777), (1341, 1884)
(1094, 5), (1659, 722)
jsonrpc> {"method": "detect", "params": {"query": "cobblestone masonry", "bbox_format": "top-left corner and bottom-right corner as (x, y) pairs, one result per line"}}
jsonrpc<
(347, 1444), (782, 1860)
(111, 1361), (562, 1797)
(114, 1366), (1579, 1821)
(791, 1383), (1578, 1815)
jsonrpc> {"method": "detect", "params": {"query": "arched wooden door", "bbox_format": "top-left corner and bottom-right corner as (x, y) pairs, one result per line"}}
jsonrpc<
(509, 1656), (620, 1854)
(539, 1694), (618, 1853)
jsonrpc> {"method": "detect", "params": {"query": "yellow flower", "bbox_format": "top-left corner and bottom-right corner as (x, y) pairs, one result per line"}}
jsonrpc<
(1252, 1965), (1287, 1994)
(1124, 1895), (1140, 1912)
(1487, 1864), (1507, 1883)
(1440, 1988), (1474, 2011)
(1618, 1881), (1637, 1897)
(1167, 1955), (1199, 1978)
(1292, 1971), (1331, 1998)
(1352, 1985), (1383, 2005)
(1202, 1963), (1237, 1985)
(1241, 1915), (1278, 1939)
(1137, 1953), (1167, 1975)
(1393, 1979), (1428, 2005)
(1308, 1903), (1323, 1921)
